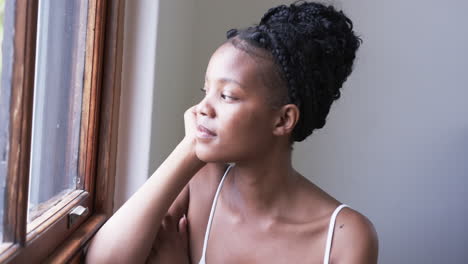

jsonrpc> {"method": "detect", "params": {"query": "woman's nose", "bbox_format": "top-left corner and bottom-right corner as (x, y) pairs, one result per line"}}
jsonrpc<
(196, 96), (215, 118)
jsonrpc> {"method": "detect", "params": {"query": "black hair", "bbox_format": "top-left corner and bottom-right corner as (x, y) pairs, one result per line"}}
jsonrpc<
(226, 1), (362, 142)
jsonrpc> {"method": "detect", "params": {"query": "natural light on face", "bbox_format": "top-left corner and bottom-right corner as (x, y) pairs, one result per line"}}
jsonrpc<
(195, 42), (279, 164)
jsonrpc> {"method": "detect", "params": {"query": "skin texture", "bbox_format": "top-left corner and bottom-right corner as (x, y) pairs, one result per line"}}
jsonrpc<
(86, 41), (378, 263)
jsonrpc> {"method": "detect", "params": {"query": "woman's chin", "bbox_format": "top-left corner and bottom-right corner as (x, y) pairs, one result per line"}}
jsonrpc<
(195, 143), (229, 163)
(195, 147), (219, 163)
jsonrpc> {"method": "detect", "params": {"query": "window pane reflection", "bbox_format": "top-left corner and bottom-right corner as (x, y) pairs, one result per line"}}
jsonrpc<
(28, 0), (88, 223)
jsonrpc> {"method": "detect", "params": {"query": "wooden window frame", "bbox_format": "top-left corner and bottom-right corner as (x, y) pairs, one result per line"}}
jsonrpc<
(0, 0), (124, 262)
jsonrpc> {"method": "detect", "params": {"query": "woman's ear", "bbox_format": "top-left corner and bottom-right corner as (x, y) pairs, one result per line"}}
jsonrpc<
(272, 104), (300, 136)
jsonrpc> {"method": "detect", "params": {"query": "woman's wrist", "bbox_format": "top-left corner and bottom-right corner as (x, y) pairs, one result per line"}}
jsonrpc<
(179, 136), (205, 171)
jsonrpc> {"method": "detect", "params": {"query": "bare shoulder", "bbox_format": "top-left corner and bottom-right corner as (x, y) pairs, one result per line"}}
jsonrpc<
(187, 162), (230, 219)
(189, 162), (229, 193)
(186, 163), (230, 262)
(187, 162), (229, 217)
(332, 207), (379, 264)
(166, 163), (228, 219)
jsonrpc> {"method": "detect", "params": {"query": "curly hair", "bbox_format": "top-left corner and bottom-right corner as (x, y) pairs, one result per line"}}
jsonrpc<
(226, 1), (362, 142)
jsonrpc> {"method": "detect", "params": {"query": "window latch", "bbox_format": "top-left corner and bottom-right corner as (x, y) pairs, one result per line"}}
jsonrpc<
(68, 205), (89, 228)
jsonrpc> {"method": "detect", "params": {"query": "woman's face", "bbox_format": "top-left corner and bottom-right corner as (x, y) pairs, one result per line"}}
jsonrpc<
(195, 42), (280, 163)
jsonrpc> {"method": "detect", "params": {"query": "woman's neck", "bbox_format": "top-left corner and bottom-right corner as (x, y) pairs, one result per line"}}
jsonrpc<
(222, 147), (300, 221)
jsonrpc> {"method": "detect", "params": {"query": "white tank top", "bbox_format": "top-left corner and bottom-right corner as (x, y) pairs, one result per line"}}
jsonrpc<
(198, 164), (349, 264)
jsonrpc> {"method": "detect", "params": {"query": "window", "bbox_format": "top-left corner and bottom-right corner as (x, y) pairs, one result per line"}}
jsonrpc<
(0, 0), (124, 262)
(0, 0), (6, 243)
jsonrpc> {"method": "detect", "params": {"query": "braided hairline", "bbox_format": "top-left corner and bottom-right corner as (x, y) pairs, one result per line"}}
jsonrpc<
(255, 23), (317, 141)
(256, 24), (296, 104)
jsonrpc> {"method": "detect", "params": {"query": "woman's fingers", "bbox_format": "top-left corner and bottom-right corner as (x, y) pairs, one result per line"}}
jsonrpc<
(177, 214), (186, 233)
(159, 214), (176, 241)
(146, 214), (191, 263)
(159, 213), (188, 244)
(184, 105), (198, 140)
(178, 214), (189, 250)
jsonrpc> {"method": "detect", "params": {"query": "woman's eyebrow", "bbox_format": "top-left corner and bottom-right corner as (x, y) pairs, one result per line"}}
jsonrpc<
(205, 77), (246, 89)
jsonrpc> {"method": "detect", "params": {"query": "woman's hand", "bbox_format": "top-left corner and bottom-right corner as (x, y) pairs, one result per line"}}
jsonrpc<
(182, 104), (204, 165)
(146, 214), (190, 264)
(184, 104), (198, 142)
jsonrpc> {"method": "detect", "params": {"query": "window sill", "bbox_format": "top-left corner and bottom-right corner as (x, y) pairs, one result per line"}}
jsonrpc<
(45, 213), (107, 263)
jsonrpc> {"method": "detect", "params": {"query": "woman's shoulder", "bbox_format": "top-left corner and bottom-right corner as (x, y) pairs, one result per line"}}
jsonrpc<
(294, 175), (378, 263)
(189, 163), (230, 195)
(187, 162), (230, 216)
(186, 163), (230, 262)
(330, 206), (379, 263)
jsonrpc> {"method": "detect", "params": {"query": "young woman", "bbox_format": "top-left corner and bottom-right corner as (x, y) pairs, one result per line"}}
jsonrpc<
(86, 2), (378, 263)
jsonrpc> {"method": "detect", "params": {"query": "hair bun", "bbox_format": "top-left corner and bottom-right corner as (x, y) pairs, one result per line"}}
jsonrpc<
(226, 1), (362, 142)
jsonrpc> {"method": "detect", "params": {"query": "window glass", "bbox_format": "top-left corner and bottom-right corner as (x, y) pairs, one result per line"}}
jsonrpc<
(28, 0), (89, 223)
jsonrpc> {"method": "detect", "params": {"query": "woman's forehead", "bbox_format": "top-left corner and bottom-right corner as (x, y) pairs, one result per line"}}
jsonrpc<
(205, 42), (268, 90)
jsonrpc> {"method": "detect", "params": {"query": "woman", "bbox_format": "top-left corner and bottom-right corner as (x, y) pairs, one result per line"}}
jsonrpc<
(86, 1), (378, 263)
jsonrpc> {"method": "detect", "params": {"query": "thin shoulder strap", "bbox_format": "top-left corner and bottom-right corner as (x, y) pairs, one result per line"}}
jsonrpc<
(200, 163), (235, 259)
(323, 204), (349, 264)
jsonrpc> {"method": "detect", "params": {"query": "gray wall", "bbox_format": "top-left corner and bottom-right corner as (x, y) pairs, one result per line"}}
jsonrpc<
(293, 1), (468, 263)
(149, 0), (196, 173)
(118, 1), (468, 263)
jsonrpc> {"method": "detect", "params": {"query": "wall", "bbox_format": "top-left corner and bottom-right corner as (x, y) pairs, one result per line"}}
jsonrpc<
(117, 0), (468, 263)
(292, 1), (468, 263)
(148, 0), (197, 174)
(114, 0), (159, 209)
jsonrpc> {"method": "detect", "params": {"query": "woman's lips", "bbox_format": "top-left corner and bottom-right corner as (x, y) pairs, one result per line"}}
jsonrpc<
(197, 125), (217, 138)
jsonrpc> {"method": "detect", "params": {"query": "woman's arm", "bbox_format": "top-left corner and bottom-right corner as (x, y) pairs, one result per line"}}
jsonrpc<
(86, 106), (204, 264)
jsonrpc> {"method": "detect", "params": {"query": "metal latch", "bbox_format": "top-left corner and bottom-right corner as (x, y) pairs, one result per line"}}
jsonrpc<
(68, 205), (89, 228)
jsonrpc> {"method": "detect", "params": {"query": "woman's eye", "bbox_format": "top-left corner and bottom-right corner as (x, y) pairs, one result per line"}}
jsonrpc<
(221, 94), (236, 101)
(201, 88), (236, 101)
